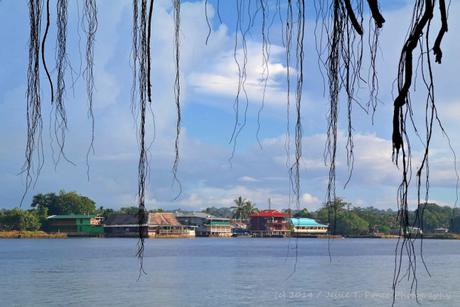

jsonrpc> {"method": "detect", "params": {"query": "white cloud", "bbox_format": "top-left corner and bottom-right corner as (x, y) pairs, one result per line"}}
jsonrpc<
(238, 176), (258, 182)
(188, 42), (290, 107)
(302, 193), (320, 206)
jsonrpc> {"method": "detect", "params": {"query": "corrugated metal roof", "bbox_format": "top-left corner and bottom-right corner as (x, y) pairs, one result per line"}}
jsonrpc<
(250, 210), (288, 218)
(290, 218), (327, 227)
(206, 220), (230, 226)
(148, 213), (181, 226)
(175, 212), (218, 219)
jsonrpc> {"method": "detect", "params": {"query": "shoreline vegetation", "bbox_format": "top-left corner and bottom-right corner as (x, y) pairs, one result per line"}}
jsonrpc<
(0, 231), (66, 239)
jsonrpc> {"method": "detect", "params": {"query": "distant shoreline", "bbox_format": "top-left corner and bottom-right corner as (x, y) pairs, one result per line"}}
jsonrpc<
(2, 231), (460, 240)
(343, 234), (460, 240)
(0, 231), (67, 239)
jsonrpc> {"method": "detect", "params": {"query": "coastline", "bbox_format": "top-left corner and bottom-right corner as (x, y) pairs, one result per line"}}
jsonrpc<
(0, 231), (67, 239)
(2, 231), (460, 240)
(345, 233), (460, 240)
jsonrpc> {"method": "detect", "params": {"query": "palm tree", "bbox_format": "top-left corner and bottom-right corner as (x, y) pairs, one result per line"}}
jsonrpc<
(243, 201), (258, 219)
(231, 196), (246, 220)
(231, 197), (258, 221)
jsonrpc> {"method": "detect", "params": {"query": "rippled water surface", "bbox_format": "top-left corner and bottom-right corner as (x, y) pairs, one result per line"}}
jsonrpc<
(0, 238), (459, 306)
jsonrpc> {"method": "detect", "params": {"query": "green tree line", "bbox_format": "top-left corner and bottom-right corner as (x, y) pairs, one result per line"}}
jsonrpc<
(2, 193), (460, 235)
(291, 199), (460, 235)
(0, 190), (160, 231)
(1, 190), (98, 231)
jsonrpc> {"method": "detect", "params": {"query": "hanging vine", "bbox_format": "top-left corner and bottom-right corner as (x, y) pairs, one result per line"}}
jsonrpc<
(293, 0), (306, 213)
(132, 0), (150, 275)
(316, 0), (372, 237)
(17, 1), (455, 303)
(229, 0), (250, 162)
(41, 0), (54, 104)
(391, 0), (451, 304)
(172, 0), (182, 197)
(54, 0), (69, 163)
(23, 0), (43, 201)
(83, 0), (98, 178)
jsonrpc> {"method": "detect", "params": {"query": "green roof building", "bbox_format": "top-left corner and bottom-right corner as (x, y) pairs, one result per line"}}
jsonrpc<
(47, 214), (104, 236)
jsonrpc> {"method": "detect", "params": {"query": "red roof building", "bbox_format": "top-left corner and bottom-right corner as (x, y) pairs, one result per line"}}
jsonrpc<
(249, 210), (290, 237)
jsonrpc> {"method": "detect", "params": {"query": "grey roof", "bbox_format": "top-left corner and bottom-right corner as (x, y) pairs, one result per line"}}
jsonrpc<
(175, 212), (215, 219)
(104, 214), (143, 226)
(175, 212), (229, 221)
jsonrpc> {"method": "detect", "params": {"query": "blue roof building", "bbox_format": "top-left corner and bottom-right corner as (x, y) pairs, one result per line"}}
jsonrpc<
(290, 218), (328, 236)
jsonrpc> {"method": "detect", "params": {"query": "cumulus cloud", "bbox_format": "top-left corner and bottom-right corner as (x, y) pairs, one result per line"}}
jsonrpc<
(302, 193), (320, 206)
(188, 43), (290, 106)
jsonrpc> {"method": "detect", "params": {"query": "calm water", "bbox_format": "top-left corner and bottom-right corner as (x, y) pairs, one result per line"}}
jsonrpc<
(0, 238), (459, 307)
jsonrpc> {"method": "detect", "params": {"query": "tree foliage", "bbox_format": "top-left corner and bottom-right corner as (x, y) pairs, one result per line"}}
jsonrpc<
(352, 207), (398, 233)
(451, 212), (460, 233)
(334, 211), (369, 235)
(316, 211), (371, 236)
(0, 208), (41, 231)
(414, 203), (456, 232)
(203, 206), (233, 219)
(293, 208), (312, 219)
(31, 190), (96, 215)
(231, 196), (258, 220)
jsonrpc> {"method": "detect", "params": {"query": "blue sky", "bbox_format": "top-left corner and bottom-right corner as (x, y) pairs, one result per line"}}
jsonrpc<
(1, 0), (459, 211)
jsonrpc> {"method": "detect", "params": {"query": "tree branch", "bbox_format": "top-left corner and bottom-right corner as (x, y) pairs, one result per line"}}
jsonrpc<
(343, 0), (363, 35)
(366, 0), (385, 28)
(433, 0), (448, 64)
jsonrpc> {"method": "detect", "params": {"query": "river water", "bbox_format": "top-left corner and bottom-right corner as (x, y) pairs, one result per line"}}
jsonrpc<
(0, 238), (459, 306)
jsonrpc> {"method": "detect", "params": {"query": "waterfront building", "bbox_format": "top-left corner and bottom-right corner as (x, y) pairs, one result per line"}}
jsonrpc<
(249, 210), (290, 237)
(103, 213), (147, 237)
(389, 226), (423, 237)
(104, 213), (196, 238)
(47, 214), (104, 236)
(434, 227), (449, 233)
(290, 218), (328, 236)
(406, 226), (423, 235)
(148, 212), (195, 238)
(231, 220), (250, 237)
(203, 218), (232, 237)
(176, 212), (232, 237)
